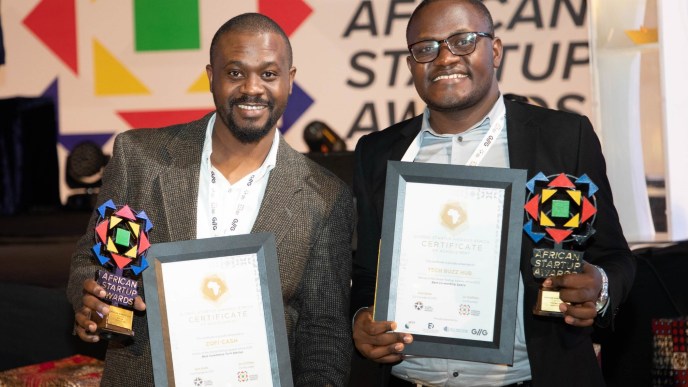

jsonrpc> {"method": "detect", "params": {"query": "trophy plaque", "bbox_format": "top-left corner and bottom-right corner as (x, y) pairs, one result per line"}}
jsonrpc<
(523, 173), (598, 317)
(91, 199), (153, 337)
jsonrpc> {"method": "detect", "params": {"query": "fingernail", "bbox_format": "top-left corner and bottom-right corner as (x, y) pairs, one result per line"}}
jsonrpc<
(100, 305), (110, 315)
(403, 335), (412, 343)
(543, 279), (552, 287)
(394, 344), (404, 352)
(390, 322), (397, 331)
(92, 335), (99, 342)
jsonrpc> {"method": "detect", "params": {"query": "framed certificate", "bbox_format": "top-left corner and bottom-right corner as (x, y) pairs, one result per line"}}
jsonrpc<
(143, 233), (293, 387)
(374, 161), (526, 364)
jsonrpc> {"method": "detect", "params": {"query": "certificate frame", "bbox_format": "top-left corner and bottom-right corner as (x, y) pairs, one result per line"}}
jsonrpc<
(143, 232), (293, 387)
(374, 161), (526, 364)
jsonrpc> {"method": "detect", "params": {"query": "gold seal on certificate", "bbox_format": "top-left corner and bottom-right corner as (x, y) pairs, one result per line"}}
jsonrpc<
(523, 173), (598, 317)
(440, 202), (467, 230)
(91, 199), (153, 337)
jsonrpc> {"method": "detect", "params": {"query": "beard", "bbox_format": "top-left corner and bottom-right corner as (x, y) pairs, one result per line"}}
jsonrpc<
(219, 95), (284, 144)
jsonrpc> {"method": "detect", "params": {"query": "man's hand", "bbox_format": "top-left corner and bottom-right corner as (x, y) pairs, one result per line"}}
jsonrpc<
(352, 307), (412, 363)
(74, 278), (146, 342)
(544, 262), (602, 327)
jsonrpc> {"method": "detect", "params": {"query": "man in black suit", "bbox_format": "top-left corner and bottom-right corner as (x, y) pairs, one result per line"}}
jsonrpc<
(351, 1), (635, 386)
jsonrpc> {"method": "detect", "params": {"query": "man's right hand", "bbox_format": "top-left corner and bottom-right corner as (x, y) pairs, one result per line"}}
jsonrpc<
(74, 279), (146, 343)
(74, 279), (108, 342)
(353, 307), (413, 363)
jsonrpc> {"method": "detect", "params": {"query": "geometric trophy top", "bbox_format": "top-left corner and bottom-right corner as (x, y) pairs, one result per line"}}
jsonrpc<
(92, 199), (154, 276)
(523, 173), (598, 246)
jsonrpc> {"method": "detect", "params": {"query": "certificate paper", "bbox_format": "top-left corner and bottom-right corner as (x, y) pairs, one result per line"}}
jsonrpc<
(161, 254), (271, 385)
(144, 233), (293, 387)
(393, 183), (504, 342)
(374, 161), (526, 364)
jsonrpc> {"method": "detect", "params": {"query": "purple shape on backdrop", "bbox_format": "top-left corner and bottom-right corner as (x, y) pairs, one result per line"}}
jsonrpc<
(59, 133), (114, 152)
(40, 78), (59, 133)
(280, 81), (313, 134)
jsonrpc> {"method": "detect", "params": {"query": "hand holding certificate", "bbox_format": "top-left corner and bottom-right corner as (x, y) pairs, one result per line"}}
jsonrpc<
(373, 161), (526, 364)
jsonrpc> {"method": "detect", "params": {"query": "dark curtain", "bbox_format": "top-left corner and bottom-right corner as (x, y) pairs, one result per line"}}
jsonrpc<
(0, 97), (60, 215)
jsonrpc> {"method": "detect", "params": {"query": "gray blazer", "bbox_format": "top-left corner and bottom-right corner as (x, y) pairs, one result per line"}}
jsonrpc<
(67, 113), (354, 386)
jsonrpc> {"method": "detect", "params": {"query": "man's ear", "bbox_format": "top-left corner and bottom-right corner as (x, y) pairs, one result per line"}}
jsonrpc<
(492, 37), (503, 69)
(206, 64), (213, 93)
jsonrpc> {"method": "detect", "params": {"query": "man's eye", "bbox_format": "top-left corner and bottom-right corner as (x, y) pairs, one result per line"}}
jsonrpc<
(417, 45), (435, 54)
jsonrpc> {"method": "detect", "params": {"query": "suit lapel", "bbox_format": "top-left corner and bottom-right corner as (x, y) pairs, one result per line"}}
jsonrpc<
(158, 116), (209, 242)
(390, 115), (423, 161)
(251, 136), (301, 247)
(505, 99), (538, 173)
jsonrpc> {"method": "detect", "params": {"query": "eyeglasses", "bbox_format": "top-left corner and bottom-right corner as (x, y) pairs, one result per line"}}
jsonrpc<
(408, 32), (494, 63)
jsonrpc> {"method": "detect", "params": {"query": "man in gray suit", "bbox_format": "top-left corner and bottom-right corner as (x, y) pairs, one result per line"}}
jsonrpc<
(67, 13), (354, 386)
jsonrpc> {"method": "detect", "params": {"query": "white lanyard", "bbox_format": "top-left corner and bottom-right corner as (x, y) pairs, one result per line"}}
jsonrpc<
(208, 169), (256, 237)
(402, 103), (506, 165)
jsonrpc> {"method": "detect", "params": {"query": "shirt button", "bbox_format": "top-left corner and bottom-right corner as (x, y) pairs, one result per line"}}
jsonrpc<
(452, 371), (459, 377)
(456, 136), (463, 143)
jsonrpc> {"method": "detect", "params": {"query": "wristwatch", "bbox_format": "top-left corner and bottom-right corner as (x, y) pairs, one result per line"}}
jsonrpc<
(594, 265), (609, 313)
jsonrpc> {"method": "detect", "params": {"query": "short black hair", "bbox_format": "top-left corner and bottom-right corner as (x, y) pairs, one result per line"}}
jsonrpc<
(406, 0), (495, 42)
(209, 13), (293, 67)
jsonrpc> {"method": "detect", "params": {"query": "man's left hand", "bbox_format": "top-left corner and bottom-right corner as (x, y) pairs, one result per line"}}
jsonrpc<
(543, 262), (602, 327)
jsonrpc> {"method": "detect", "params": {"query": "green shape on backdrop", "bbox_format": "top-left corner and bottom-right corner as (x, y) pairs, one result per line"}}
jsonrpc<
(134, 0), (200, 51)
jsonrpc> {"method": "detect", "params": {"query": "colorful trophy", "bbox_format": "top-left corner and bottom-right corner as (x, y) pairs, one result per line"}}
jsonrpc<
(523, 173), (598, 317)
(91, 199), (153, 336)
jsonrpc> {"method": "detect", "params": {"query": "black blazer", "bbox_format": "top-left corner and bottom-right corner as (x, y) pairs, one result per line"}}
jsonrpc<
(351, 99), (636, 387)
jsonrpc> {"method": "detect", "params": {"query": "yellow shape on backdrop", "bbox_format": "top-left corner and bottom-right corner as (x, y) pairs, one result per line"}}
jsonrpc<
(93, 39), (150, 95)
(188, 71), (210, 93)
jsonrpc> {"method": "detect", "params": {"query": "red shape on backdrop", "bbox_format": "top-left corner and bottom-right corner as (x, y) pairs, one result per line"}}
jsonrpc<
(23, 0), (78, 74)
(581, 197), (598, 223)
(117, 109), (214, 129)
(524, 194), (540, 220)
(548, 173), (575, 188)
(258, 0), (313, 36)
(546, 228), (573, 244)
(111, 253), (132, 269)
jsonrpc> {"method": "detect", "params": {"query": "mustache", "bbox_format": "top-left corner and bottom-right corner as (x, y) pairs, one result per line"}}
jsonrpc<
(229, 95), (273, 108)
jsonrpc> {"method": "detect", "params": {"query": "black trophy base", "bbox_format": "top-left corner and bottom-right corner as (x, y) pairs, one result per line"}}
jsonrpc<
(93, 305), (135, 338)
(533, 287), (565, 317)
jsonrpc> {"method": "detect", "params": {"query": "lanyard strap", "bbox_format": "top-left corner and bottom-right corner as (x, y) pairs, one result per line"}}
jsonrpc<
(208, 168), (256, 237)
(402, 102), (506, 166)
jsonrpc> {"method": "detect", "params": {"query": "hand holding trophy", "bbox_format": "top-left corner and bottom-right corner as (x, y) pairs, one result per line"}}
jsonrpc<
(523, 173), (598, 317)
(90, 199), (153, 337)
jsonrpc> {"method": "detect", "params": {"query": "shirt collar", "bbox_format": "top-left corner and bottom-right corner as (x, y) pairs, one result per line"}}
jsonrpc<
(419, 94), (506, 138)
(201, 113), (279, 178)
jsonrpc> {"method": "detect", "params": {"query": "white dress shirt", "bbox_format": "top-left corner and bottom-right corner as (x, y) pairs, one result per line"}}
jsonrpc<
(196, 113), (278, 239)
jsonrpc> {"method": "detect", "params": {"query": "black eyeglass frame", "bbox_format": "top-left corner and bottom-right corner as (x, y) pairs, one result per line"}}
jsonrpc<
(408, 31), (494, 63)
